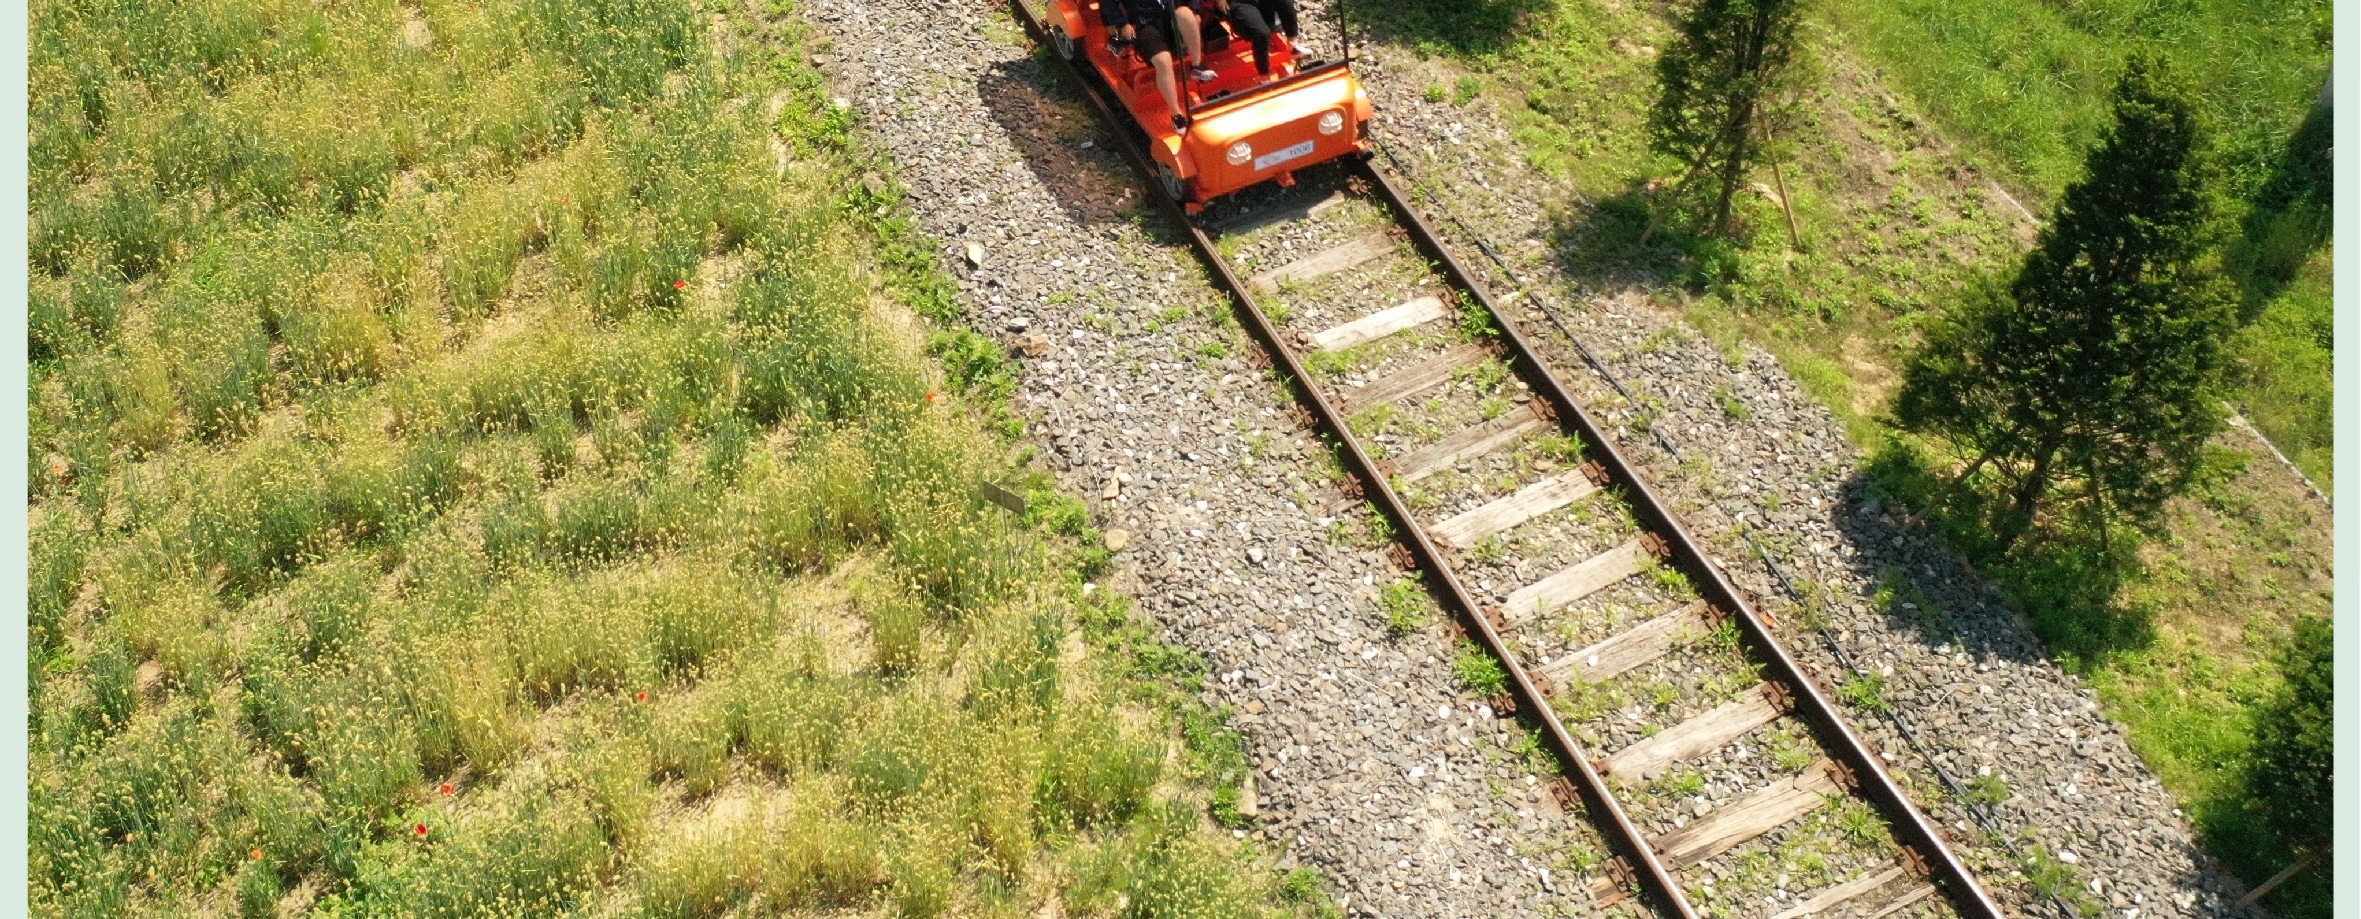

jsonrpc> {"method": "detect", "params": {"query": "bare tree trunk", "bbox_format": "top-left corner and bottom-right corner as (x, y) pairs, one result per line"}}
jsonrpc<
(1711, 108), (1753, 236)
(2088, 464), (2113, 568)
(1995, 440), (2057, 553)
(1937, 447), (1998, 508)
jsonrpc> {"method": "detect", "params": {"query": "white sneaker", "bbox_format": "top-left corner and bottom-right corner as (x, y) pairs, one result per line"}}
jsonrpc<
(1191, 66), (1218, 83)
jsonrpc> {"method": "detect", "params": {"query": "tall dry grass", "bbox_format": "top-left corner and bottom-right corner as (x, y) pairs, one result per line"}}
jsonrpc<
(28, 0), (1335, 915)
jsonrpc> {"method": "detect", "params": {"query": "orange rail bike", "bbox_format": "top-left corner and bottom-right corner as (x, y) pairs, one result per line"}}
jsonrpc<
(1037, 0), (1373, 211)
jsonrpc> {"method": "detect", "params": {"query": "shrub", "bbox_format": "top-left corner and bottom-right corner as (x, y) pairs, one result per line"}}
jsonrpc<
(861, 580), (927, 676)
(1038, 709), (1160, 831)
(283, 259), (397, 384)
(729, 646), (852, 775)
(647, 690), (732, 797)
(353, 783), (612, 917)
(2248, 615), (2332, 854)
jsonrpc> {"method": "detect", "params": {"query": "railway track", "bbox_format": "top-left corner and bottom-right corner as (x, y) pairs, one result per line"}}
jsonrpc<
(1009, 5), (2008, 917)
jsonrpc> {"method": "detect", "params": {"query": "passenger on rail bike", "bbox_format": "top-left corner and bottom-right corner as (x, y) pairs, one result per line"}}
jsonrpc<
(1099, 0), (1219, 131)
(1205, 0), (1303, 82)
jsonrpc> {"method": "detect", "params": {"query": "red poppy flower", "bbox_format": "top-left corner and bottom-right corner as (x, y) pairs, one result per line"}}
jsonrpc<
(673, 279), (687, 290)
(414, 823), (430, 837)
(439, 783), (454, 795)
(635, 691), (647, 702)
(926, 391), (938, 403)
(251, 848), (263, 861)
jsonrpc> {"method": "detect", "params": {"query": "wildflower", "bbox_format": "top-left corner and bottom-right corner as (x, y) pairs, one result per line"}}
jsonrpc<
(673, 279), (687, 290)
(926, 391), (938, 403)
(414, 823), (429, 838)
(251, 849), (263, 861)
(439, 783), (454, 795)
(635, 691), (648, 702)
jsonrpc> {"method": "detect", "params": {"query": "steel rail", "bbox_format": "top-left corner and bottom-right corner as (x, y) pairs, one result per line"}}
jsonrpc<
(1006, 4), (2004, 917)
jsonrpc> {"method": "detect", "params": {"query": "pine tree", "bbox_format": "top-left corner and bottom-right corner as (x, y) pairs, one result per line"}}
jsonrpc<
(1893, 55), (2237, 552)
(1647, 0), (1809, 237)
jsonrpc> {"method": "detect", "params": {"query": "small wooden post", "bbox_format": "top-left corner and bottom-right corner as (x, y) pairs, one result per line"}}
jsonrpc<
(2236, 850), (2320, 909)
(1761, 115), (1801, 252)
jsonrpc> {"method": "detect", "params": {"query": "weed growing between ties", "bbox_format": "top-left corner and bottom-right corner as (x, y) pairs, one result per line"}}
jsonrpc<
(26, 0), (1330, 915)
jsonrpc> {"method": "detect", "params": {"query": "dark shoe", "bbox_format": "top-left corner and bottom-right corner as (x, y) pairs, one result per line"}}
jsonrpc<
(1172, 113), (1191, 131)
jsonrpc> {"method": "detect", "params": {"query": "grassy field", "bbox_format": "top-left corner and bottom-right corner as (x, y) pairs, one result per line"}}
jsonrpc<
(1353, 0), (2333, 915)
(25, 0), (1337, 915)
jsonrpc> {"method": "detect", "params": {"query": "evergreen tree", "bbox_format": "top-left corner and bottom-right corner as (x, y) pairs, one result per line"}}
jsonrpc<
(1894, 55), (2238, 551)
(2249, 615), (2333, 857)
(1647, 0), (1809, 237)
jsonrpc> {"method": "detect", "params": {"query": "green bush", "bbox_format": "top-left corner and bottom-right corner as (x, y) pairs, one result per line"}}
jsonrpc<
(2248, 615), (2332, 854)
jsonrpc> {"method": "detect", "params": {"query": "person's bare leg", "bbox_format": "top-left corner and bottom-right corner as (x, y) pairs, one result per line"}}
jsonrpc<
(1176, 7), (1206, 69)
(1151, 53), (1183, 121)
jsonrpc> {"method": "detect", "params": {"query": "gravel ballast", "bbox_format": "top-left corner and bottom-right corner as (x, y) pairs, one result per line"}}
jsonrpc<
(795, 2), (2248, 916)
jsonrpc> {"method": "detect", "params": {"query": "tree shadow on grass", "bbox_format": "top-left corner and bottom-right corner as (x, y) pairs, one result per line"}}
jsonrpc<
(1855, 438), (2159, 668)
(1346, 0), (1553, 58)
(1534, 178), (1699, 293)
(2227, 97), (2332, 322)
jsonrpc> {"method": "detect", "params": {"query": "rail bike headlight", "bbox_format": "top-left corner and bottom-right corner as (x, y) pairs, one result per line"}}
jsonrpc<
(1318, 110), (1345, 135)
(1226, 141), (1254, 166)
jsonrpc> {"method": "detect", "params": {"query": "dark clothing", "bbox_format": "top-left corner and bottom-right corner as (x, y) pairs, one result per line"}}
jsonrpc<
(1098, 0), (1195, 29)
(1128, 16), (1177, 62)
(1228, 0), (1300, 74)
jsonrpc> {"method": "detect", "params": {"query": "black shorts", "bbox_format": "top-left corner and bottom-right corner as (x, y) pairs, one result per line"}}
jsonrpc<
(1126, 17), (1178, 63)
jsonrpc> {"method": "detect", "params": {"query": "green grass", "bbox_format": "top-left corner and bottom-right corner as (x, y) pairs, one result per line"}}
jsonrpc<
(1378, 577), (1429, 638)
(25, 0), (1330, 915)
(1452, 641), (1510, 697)
(1836, 0), (2328, 200)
